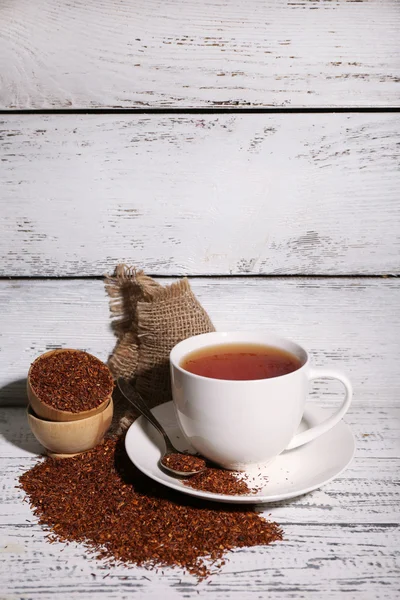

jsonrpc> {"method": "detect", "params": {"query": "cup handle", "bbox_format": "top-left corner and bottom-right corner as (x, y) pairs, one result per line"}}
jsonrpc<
(286, 368), (352, 450)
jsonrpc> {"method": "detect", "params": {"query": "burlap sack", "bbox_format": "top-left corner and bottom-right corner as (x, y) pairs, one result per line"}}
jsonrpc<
(105, 265), (162, 380)
(105, 265), (215, 433)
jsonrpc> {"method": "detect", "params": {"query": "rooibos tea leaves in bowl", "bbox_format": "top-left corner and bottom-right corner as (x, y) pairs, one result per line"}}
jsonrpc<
(29, 349), (114, 414)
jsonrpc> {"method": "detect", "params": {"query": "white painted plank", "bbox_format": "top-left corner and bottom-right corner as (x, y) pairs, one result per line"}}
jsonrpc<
(1, 114), (399, 276)
(4, 455), (400, 526)
(1, 276), (399, 597)
(0, 520), (399, 599)
(0, 277), (399, 406)
(1, 409), (399, 599)
(1, 405), (400, 524)
(0, 0), (399, 108)
(0, 520), (398, 599)
(1, 406), (399, 597)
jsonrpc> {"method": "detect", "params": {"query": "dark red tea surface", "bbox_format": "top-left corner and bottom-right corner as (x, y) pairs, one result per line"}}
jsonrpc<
(180, 343), (302, 381)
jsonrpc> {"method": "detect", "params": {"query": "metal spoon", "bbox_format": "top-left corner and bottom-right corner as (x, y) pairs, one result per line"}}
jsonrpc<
(117, 378), (206, 477)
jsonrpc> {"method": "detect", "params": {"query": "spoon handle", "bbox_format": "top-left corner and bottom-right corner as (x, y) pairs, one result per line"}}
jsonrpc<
(117, 378), (175, 452)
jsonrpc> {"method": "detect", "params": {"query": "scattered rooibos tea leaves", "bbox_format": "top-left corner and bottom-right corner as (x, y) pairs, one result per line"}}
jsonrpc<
(19, 437), (283, 579)
(161, 453), (206, 473)
(29, 350), (114, 412)
(183, 466), (258, 495)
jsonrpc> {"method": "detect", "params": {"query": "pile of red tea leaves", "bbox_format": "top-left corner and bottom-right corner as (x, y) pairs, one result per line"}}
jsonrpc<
(19, 437), (283, 579)
(161, 452), (206, 473)
(184, 466), (261, 495)
(29, 350), (114, 412)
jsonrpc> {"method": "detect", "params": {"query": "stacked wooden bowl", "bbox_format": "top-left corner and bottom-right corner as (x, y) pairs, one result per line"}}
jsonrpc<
(27, 349), (114, 458)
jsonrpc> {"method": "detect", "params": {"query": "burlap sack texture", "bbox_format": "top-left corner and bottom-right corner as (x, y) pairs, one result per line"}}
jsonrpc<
(105, 265), (215, 434)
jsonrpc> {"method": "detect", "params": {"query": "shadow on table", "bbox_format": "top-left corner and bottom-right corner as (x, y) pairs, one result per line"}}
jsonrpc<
(0, 378), (43, 454)
(0, 378), (28, 407)
(254, 492), (310, 513)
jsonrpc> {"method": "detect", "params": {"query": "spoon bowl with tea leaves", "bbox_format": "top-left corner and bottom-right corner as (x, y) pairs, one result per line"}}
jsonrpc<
(117, 379), (206, 477)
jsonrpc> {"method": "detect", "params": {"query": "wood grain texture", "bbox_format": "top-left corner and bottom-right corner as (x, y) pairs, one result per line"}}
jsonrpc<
(1, 113), (399, 276)
(1, 278), (399, 597)
(0, 520), (398, 599)
(2, 405), (400, 522)
(3, 454), (400, 525)
(0, 277), (399, 405)
(0, 404), (399, 599)
(0, 0), (399, 109)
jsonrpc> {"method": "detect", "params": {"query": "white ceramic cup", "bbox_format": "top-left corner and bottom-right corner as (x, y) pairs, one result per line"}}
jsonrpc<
(170, 332), (352, 470)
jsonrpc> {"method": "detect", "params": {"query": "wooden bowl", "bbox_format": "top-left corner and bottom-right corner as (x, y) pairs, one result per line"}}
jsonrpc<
(27, 397), (113, 456)
(27, 348), (114, 422)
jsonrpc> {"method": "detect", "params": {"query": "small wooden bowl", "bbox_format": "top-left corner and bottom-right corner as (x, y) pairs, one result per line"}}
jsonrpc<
(27, 348), (114, 422)
(27, 397), (113, 456)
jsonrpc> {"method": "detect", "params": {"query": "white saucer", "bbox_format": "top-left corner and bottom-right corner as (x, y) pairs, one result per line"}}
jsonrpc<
(125, 401), (355, 504)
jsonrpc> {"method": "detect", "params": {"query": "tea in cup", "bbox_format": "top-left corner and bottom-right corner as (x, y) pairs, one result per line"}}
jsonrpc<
(170, 332), (352, 470)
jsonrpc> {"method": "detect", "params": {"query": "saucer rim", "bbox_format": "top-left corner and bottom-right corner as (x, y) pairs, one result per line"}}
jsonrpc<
(124, 401), (355, 504)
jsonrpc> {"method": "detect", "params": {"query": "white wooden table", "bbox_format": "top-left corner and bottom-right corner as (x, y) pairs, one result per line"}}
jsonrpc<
(1, 1), (399, 598)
